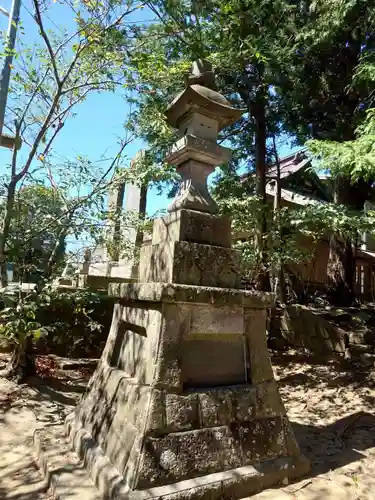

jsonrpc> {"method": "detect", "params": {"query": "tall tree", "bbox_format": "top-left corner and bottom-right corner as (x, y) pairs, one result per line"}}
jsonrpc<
(129, 0), (300, 289)
(280, 0), (375, 303)
(0, 0), (142, 286)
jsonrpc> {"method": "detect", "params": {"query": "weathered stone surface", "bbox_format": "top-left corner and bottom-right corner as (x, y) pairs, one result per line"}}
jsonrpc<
(107, 305), (163, 385)
(255, 380), (285, 418)
(110, 282), (275, 308)
(280, 305), (347, 354)
(139, 243), (153, 282)
(198, 390), (235, 426)
(152, 304), (190, 389)
(168, 159), (218, 214)
(244, 308), (275, 384)
(136, 426), (243, 488)
(140, 241), (240, 288)
(232, 386), (257, 422)
(147, 389), (166, 432)
(152, 210), (231, 249)
(165, 393), (198, 430)
(238, 418), (285, 464)
(64, 410), (309, 500)
(189, 304), (244, 334)
(182, 333), (246, 388)
(166, 84), (244, 133)
(219, 457), (310, 500)
(283, 417), (300, 457)
(163, 382), (285, 431)
(103, 418), (138, 477)
(165, 135), (232, 172)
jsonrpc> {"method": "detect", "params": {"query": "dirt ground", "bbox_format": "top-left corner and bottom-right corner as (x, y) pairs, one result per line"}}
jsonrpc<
(1, 350), (375, 499)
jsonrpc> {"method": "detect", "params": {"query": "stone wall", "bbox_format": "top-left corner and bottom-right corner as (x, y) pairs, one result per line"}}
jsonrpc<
(272, 305), (375, 364)
(277, 305), (347, 355)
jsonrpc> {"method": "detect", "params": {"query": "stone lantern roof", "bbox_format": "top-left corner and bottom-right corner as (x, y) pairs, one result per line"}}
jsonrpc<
(165, 60), (244, 132)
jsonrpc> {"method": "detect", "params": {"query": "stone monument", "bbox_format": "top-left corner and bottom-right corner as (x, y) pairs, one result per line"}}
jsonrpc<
(110, 150), (148, 281)
(78, 153), (149, 289)
(65, 59), (309, 499)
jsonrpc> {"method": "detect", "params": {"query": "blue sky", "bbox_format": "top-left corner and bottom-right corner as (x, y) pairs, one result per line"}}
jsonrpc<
(0, 0), (298, 252)
(0, 0), (169, 217)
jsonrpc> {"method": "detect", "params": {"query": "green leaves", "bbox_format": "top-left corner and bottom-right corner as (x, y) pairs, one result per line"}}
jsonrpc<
(308, 107), (375, 182)
(218, 193), (374, 278)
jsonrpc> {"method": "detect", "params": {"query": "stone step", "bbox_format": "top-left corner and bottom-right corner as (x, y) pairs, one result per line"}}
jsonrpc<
(33, 425), (102, 500)
(52, 355), (99, 371)
(344, 348), (375, 366)
(348, 343), (374, 354)
(349, 331), (370, 345)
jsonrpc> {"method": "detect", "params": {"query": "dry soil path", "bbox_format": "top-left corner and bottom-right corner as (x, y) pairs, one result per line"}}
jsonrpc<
(1, 351), (375, 499)
(0, 359), (85, 500)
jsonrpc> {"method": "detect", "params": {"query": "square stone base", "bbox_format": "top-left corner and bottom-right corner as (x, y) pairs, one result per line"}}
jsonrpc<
(64, 416), (309, 500)
(65, 283), (309, 499)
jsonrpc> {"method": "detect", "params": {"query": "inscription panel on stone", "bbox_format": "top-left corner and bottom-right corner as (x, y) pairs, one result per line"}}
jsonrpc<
(190, 305), (243, 334)
(182, 332), (247, 388)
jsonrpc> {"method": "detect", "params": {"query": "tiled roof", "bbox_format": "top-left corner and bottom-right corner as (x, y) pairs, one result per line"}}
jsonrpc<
(266, 183), (323, 206)
(241, 149), (310, 182)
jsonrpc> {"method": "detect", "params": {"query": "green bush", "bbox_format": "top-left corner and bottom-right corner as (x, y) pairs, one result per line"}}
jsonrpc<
(0, 288), (115, 358)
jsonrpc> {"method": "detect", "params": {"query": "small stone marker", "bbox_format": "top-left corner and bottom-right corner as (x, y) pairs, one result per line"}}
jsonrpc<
(65, 59), (309, 500)
(111, 150), (147, 279)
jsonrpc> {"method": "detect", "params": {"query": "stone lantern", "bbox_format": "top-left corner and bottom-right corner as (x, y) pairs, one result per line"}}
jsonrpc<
(45, 60), (310, 500)
(165, 60), (243, 214)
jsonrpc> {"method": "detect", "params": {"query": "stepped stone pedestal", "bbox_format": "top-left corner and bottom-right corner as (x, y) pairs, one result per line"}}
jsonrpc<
(64, 59), (309, 500)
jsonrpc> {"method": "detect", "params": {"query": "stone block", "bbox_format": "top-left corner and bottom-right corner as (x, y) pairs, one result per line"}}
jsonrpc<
(136, 426), (242, 489)
(146, 389), (166, 432)
(103, 418), (138, 477)
(152, 210), (231, 248)
(165, 135), (231, 168)
(110, 282), (275, 309)
(140, 241), (240, 288)
(152, 304), (190, 389)
(238, 417), (286, 464)
(165, 393), (199, 430)
(189, 304), (243, 334)
(198, 389), (235, 426)
(197, 384), (284, 428)
(244, 308), (274, 384)
(139, 244), (153, 282)
(283, 417), (300, 457)
(220, 457), (310, 500)
(182, 333), (246, 388)
(114, 381), (163, 432)
(255, 380), (285, 418)
(110, 320), (148, 379)
(108, 305), (163, 385)
(232, 386), (257, 422)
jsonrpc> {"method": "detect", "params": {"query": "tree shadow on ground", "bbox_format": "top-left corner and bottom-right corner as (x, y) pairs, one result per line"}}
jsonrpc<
(0, 442), (47, 500)
(293, 411), (375, 474)
(26, 376), (87, 407)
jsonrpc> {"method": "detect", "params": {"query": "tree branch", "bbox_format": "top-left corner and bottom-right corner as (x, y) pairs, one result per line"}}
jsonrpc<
(32, 0), (61, 87)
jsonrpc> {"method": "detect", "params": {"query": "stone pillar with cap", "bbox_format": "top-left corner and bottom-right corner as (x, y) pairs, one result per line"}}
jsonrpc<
(139, 60), (243, 287)
(63, 59), (309, 500)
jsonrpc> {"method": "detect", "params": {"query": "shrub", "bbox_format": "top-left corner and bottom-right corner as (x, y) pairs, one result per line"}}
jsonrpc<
(0, 287), (115, 359)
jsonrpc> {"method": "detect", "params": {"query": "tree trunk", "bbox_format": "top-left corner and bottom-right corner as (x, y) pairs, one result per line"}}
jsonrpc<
(252, 98), (270, 291)
(45, 214), (72, 279)
(134, 183), (147, 251)
(0, 180), (17, 287)
(4, 336), (35, 382)
(272, 136), (286, 303)
(327, 232), (355, 305)
(327, 175), (371, 305)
